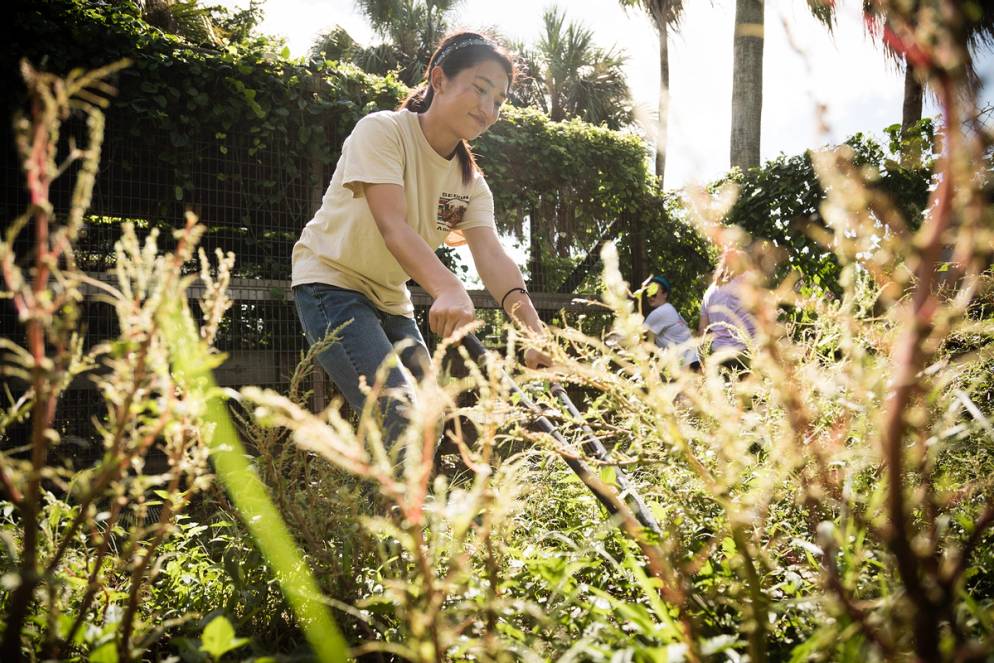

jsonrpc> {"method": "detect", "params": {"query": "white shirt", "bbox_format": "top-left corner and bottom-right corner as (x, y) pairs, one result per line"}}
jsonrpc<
(644, 302), (699, 367)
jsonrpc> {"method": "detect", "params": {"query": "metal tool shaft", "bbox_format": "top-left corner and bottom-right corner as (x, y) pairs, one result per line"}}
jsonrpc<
(460, 333), (662, 537)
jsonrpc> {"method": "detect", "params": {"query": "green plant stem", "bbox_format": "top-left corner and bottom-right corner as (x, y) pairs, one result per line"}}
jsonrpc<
(947, 505), (994, 586)
(159, 294), (350, 663)
(571, 466), (701, 662)
(1, 90), (57, 663)
(482, 487), (500, 655)
(56, 494), (127, 657)
(409, 523), (445, 663)
(818, 526), (896, 657)
(731, 524), (768, 663)
(118, 444), (190, 662)
(43, 340), (154, 579)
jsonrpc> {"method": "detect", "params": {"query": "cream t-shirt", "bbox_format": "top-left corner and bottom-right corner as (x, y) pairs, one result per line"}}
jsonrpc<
(291, 109), (496, 317)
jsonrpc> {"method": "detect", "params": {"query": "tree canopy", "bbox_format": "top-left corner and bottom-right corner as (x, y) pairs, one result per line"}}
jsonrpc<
(510, 7), (634, 130)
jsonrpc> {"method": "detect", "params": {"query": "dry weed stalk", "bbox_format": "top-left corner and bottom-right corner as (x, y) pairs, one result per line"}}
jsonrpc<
(0, 61), (231, 661)
(243, 328), (530, 661)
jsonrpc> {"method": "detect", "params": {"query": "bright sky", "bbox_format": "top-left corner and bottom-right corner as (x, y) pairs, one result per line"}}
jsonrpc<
(227, 0), (992, 189)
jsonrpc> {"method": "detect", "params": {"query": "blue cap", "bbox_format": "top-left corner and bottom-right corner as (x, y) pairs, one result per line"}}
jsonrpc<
(650, 275), (671, 293)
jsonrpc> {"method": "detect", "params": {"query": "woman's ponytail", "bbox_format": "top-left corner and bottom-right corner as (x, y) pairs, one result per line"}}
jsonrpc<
(401, 84), (434, 113)
(453, 140), (476, 185)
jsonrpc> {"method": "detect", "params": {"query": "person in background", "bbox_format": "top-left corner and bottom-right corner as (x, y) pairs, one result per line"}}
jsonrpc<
(645, 275), (701, 371)
(698, 248), (757, 374)
(643, 274), (701, 371)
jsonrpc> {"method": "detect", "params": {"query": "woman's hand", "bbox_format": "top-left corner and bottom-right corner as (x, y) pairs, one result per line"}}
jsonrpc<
(523, 346), (552, 369)
(429, 286), (475, 339)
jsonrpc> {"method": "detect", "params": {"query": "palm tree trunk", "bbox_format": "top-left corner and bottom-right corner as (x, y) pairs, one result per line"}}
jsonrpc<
(900, 57), (924, 166)
(637, 2), (670, 294)
(650, 9), (670, 184)
(901, 58), (924, 131)
(730, 0), (764, 171)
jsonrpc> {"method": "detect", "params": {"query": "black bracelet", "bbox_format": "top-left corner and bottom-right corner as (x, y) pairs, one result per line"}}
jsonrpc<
(500, 287), (529, 311)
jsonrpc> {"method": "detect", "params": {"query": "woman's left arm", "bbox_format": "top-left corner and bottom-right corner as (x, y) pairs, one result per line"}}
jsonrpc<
(463, 225), (550, 367)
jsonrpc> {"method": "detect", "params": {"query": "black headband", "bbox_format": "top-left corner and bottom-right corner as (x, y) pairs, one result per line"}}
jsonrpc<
(433, 37), (494, 67)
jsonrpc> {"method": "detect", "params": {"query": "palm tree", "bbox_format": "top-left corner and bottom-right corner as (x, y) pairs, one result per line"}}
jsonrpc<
(137, 0), (224, 47)
(353, 0), (461, 85)
(311, 1), (460, 85)
(729, 0), (763, 171)
(511, 7), (634, 130)
(505, 7), (636, 288)
(864, 1), (994, 158)
(863, 2), (926, 143)
(730, 0), (835, 171)
(617, 0), (684, 185)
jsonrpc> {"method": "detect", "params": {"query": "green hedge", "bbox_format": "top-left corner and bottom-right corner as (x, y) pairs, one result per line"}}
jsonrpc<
(715, 127), (933, 295)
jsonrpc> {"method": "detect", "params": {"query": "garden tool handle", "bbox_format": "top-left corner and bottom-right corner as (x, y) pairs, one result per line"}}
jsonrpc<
(549, 383), (663, 536)
(458, 334), (663, 537)
(460, 333), (624, 521)
(459, 333), (540, 415)
(459, 332), (489, 363)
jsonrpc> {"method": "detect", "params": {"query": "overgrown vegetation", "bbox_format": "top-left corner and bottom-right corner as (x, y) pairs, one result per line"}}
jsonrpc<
(0, 59), (229, 660)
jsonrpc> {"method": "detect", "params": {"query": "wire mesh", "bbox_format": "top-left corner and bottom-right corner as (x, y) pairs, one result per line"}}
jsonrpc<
(1, 116), (609, 453)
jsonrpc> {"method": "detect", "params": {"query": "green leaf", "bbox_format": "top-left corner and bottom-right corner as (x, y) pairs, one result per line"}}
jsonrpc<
(90, 642), (118, 663)
(200, 615), (249, 661)
(598, 464), (618, 488)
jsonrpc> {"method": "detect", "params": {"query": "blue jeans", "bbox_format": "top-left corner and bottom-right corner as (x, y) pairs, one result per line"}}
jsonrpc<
(293, 283), (430, 447)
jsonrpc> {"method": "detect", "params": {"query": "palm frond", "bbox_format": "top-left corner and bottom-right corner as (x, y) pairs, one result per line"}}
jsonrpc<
(354, 0), (400, 32)
(618, 0), (685, 30)
(529, 5), (634, 128)
(807, 0), (837, 32)
(351, 0), (453, 85)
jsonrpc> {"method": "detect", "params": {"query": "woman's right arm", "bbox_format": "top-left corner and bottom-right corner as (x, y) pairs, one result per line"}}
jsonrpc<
(364, 182), (474, 338)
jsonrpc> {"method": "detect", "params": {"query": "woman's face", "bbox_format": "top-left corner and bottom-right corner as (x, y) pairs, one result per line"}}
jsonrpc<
(431, 58), (509, 141)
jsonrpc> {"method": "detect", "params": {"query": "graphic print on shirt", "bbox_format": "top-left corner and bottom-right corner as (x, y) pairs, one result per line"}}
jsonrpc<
(436, 192), (470, 232)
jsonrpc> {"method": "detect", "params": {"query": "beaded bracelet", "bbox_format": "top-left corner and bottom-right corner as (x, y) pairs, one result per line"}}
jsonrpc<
(500, 287), (529, 311)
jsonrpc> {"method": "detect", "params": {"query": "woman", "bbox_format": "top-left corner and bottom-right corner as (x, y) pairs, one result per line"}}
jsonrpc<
(698, 249), (756, 374)
(291, 32), (548, 445)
